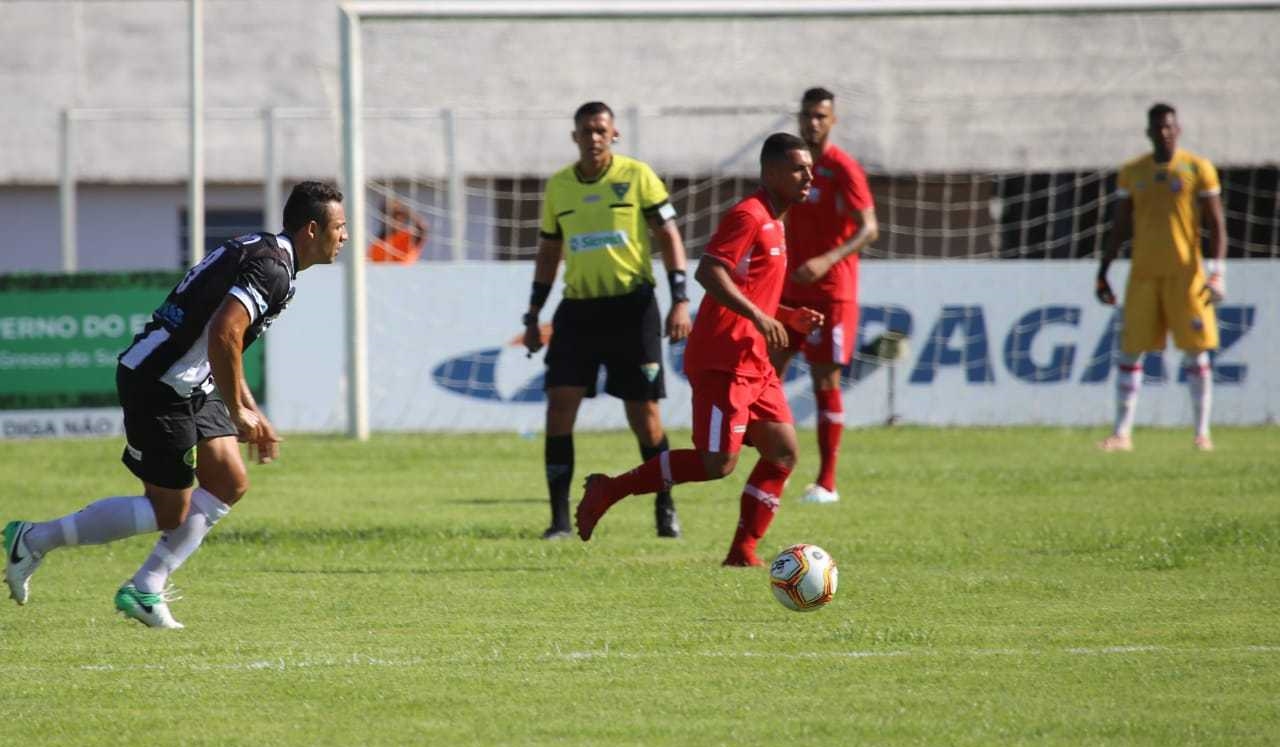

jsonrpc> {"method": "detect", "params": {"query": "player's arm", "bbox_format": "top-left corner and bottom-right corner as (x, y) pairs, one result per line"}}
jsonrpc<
(695, 258), (788, 350)
(776, 304), (824, 335)
(791, 207), (880, 285)
(208, 297), (280, 463)
(1097, 195), (1132, 305)
(522, 235), (563, 354)
(646, 210), (691, 342)
(1202, 192), (1227, 302)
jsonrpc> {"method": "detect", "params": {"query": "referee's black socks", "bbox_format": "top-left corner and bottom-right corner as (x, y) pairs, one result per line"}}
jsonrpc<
(545, 434), (574, 531)
(641, 436), (675, 508)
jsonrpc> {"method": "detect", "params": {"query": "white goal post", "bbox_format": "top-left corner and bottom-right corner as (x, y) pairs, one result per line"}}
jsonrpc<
(338, 0), (1277, 440)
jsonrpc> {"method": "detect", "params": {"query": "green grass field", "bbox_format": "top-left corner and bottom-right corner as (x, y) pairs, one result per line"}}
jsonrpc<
(1, 427), (1278, 745)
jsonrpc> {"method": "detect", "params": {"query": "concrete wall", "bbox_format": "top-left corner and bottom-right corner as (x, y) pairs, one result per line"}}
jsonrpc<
(0, 2), (1276, 184)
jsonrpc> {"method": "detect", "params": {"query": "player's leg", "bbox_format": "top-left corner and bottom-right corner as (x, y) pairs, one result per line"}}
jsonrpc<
(575, 369), (750, 541)
(540, 300), (598, 539)
(805, 362), (844, 503)
(724, 375), (797, 567)
(130, 435), (243, 599)
(623, 400), (682, 538)
(611, 291), (681, 536)
(1167, 274), (1219, 450)
(121, 385), (244, 628)
(543, 386), (587, 538)
(1102, 279), (1162, 451)
(5, 366), (188, 607)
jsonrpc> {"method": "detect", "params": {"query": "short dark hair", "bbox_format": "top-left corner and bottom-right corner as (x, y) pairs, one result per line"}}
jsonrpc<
(283, 181), (343, 233)
(801, 87), (835, 108)
(573, 101), (614, 126)
(760, 132), (808, 167)
(1147, 102), (1177, 126)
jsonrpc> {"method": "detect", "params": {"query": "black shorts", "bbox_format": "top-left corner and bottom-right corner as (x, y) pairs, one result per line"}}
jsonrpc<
(544, 285), (666, 401)
(116, 365), (237, 489)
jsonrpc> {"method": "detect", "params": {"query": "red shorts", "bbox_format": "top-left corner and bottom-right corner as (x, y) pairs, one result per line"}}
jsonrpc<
(688, 368), (792, 454)
(782, 298), (859, 366)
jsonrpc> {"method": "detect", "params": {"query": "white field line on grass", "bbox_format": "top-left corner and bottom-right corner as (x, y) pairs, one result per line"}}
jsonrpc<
(0, 645), (1277, 674)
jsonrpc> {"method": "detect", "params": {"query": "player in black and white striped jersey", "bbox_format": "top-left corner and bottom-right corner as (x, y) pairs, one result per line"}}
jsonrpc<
(3, 181), (347, 628)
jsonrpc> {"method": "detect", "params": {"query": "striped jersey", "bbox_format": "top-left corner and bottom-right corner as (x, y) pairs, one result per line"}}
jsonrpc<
(119, 232), (297, 396)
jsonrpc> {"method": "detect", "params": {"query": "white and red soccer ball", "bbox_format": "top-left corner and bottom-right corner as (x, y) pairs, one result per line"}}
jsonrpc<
(769, 543), (838, 612)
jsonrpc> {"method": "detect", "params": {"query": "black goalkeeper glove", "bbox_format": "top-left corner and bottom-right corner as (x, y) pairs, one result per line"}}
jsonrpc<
(1095, 272), (1116, 306)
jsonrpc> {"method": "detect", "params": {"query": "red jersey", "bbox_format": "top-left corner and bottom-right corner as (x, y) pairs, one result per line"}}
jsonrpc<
(783, 144), (874, 304)
(684, 189), (788, 378)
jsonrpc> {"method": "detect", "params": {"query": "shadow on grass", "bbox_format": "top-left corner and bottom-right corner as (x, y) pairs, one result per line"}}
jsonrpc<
(208, 523), (541, 545)
(256, 565), (558, 576)
(444, 497), (545, 506)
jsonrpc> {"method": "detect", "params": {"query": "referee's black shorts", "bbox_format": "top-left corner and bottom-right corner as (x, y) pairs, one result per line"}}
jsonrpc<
(544, 284), (666, 401)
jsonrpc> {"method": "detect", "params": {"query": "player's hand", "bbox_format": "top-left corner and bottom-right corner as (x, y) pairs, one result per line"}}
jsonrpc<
(1204, 272), (1226, 304)
(1095, 273), (1116, 305)
(522, 316), (544, 355)
(780, 306), (824, 335)
(752, 311), (790, 351)
(232, 407), (281, 464)
(665, 302), (691, 342)
(791, 254), (837, 285)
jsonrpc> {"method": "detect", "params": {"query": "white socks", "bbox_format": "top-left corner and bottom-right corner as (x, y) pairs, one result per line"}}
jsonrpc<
(1113, 353), (1143, 438)
(132, 487), (231, 594)
(24, 495), (158, 556)
(1183, 351), (1212, 438)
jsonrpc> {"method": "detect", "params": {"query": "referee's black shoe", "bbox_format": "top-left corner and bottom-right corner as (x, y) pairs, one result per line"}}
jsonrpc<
(656, 501), (681, 539)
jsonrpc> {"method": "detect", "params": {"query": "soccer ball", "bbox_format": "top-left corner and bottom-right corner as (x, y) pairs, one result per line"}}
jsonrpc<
(769, 544), (838, 612)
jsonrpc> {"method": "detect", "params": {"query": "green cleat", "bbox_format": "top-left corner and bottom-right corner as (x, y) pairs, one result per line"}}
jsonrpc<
(114, 583), (184, 629)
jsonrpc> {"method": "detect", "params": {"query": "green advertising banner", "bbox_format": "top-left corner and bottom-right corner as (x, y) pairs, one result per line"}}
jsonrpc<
(0, 273), (265, 412)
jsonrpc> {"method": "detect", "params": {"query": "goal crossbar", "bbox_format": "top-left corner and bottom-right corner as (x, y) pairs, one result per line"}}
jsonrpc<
(338, 0), (1277, 439)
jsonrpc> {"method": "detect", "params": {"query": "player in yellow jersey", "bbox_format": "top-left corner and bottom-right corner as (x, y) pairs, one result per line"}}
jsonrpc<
(523, 102), (692, 539)
(1096, 103), (1227, 452)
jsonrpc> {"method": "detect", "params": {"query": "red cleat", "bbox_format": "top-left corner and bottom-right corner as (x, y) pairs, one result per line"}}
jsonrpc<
(722, 548), (764, 567)
(575, 474), (617, 541)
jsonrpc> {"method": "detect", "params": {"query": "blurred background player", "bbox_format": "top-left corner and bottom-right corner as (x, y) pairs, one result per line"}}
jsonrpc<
(4, 182), (348, 628)
(772, 87), (879, 504)
(368, 198), (428, 263)
(522, 101), (692, 540)
(575, 133), (823, 567)
(1096, 103), (1227, 452)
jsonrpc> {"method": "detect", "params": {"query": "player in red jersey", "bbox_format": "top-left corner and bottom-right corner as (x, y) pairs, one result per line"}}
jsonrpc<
(772, 87), (879, 505)
(575, 133), (824, 566)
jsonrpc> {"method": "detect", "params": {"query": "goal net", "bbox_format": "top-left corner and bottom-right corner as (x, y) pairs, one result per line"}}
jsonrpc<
(304, 3), (1280, 436)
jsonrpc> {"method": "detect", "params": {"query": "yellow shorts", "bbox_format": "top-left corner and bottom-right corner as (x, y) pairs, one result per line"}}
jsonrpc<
(1121, 273), (1218, 354)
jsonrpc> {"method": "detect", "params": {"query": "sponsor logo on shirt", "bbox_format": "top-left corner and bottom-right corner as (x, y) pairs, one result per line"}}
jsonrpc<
(583, 194), (602, 203)
(769, 247), (783, 256)
(569, 230), (629, 253)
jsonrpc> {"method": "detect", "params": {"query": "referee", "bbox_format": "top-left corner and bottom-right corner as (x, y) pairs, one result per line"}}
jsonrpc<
(523, 101), (692, 540)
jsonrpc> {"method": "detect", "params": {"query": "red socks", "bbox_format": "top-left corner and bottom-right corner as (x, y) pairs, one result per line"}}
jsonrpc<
(726, 457), (792, 564)
(608, 449), (710, 499)
(815, 388), (844, 492)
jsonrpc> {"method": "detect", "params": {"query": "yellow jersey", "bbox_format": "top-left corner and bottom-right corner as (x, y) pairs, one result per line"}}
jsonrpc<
(539, 154), (676, 300)
(1116, 149), (1220, 279)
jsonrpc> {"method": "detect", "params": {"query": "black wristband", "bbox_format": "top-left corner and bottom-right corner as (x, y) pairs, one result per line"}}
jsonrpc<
(529, 281), (551, 310)
(522, 312), (539, 327)
(667, 269), (689, 303)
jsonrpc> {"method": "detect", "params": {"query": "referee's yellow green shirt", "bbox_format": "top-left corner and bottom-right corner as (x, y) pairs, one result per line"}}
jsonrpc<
(539, 154), (677, 300)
